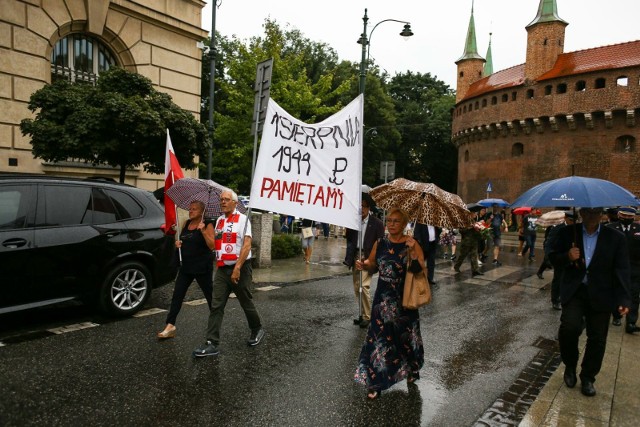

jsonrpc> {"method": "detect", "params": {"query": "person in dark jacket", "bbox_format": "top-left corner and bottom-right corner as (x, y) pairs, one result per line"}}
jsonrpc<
(413, 223), (442, 286)
(344, 193), (385, 328)
(549, 207), (631, 397)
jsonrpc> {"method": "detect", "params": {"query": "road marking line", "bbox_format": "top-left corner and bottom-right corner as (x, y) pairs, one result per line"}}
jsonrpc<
(256, 285), (281, 292)
(133, 307), (167, 317)
(184, 299), (208, 306)
(47, 322), (99, 335)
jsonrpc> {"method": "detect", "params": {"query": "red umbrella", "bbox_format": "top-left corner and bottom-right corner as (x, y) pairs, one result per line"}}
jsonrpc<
(512, 206), (532, 215)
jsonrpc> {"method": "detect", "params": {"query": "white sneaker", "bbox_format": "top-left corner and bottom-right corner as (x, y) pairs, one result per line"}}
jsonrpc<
(477, 260), (483, 266)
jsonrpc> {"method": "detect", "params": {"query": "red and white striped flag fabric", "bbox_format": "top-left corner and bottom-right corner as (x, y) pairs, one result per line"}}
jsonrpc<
(163, 129), (184, 235)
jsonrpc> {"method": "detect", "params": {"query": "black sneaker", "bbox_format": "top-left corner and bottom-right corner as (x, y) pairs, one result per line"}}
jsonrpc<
(492, 259), (502, 266)
(247, 328), (265, 346)
(193, 340), (219, 357)
(450, 255), (457, 261)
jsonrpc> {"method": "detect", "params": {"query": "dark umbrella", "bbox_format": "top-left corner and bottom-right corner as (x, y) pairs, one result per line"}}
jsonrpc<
(466, 202), (484, 212)
(510, 176), (638, 208)
(477, 198), (510, 208)
(165, 178), (247, 219)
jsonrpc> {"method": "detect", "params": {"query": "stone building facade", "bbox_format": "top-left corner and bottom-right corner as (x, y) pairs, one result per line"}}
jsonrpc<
(452, 0), (640, 202)
(0, 0), (207, 190)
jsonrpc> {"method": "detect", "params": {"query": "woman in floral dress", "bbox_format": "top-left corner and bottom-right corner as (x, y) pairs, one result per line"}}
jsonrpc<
(354, 208), (425, 399)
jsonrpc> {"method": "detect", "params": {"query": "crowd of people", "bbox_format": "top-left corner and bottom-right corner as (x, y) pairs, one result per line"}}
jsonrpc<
(157, 186), (638, 401)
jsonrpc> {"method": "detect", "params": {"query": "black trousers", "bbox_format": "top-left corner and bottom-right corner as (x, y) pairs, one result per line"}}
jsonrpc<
(165, 269), (213, 325)
(558, 285), (610, 383)
(425, 242), (437, 284)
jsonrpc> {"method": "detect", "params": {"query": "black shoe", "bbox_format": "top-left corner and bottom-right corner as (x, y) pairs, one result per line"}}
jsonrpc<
(537, 273), (544, 279)
(359, 319), (370, 329)
(529, 257), (536, 262)
(353, 318), (362, 325)
(193, 340), (219, 357)
(472, 271), (484, 277)
(430, 281), (437, 286)
(612, 318), (622, 326)
(626, 323), (640, 334)
(492, 259), (502, 266)
(552, 302), (562, 310)
(563, 367), (577, 388)
(480, 255), (488, 262)
(450, 255), (457, 261)
(453, 266), (461, 273)
(581, 380), (596, 397)
(430, 282), (439, 291)
(247, 328), (265, 346)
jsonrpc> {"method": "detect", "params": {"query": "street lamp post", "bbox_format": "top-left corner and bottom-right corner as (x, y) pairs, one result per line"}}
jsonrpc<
(206, 1), (219, 180)
(357, 8), (413, 95)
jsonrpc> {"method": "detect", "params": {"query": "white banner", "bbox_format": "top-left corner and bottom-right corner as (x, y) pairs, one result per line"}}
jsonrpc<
(249, 95), (363, 230)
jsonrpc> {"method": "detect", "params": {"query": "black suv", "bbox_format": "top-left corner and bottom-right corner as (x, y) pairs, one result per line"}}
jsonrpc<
(0, 175), (177, 316)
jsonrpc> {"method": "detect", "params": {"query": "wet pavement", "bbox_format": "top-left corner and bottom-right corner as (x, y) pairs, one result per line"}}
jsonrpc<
(0, 232), (637, 426)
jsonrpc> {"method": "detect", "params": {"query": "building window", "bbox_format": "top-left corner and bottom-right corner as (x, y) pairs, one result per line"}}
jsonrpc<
(512, 143), (524, 157)
(615, 135), (635, 153)
(544, 85), (552, 95)
(464, 150), (469, 162)
(617, 76), (628, 87)
(463, 106), (467, 113)
(512, 92), (517, 101)
(501, 94), (508, 102)
(526, 89), (534, 99)
(557, 83), (567, 94)
(475, 101), (479, 109)
(51, 34), (117, 83)
(459, 71), (464, 78)
(491, 96), (497, 105)
(595, 78), (606, 89)
(575, 80), (586, 91)
(482, 99), (487, 107)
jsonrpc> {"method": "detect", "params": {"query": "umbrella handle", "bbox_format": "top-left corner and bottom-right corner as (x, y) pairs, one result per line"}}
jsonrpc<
(178, 247), (182, 266)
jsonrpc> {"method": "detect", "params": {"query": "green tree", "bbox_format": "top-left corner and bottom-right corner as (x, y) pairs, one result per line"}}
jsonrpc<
(21, 67), (209, 183)
(203, 19), (353, 193)
(388, 71), (457, 191)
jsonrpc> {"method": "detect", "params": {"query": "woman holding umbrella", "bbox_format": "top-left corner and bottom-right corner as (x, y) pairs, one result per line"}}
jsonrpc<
(157, 200), (214, 339)
(354, 208), (425, 399)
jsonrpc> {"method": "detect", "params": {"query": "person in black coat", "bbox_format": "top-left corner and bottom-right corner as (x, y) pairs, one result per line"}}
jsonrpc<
(413, 223), (442, 286)
(344, 193), (385, 328)
(607, 207), (640, 333)
(549, 207), (631, 397)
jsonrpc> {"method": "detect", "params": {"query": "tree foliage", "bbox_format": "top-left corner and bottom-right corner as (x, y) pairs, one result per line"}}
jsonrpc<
(21, 67), (209, 182)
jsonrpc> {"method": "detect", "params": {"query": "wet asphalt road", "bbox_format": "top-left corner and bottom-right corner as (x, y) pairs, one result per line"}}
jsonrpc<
(0, 252), (560, 426)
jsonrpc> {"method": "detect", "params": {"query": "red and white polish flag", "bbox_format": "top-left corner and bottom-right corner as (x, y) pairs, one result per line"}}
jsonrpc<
(163, 129), (184, 235)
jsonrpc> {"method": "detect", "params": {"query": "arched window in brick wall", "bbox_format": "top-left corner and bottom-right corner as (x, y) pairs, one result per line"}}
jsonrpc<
(459, 71), (464, 77)
(615, 135), (635, 153)
(51, 34), (117, 83)
(464, 150), (469, 162)
(595, 78), (606, 89)
(512, 92), (517, 101)
(501, 94), (508, 102)
(575, 80), (586, 92)
(482, 99), (487, 107)
(616, 76), (628, 87)
(557, 83), (567, 94)
(491, 96), (497, 105)
(475, 101), (479, 109)
(544, 85), (552, 95)
(512, 143), (524, 157)
(526, 89), (534, 99)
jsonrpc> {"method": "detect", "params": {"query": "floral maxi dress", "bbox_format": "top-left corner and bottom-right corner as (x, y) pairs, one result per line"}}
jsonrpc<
(354, 237), (425, 392)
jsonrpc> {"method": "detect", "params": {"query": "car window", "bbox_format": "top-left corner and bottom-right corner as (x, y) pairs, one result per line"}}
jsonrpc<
(89, 188), (119, 224)
(104, 189), (143, 219)
(42, 185), (92, 226)
(0, 185), (33, 230)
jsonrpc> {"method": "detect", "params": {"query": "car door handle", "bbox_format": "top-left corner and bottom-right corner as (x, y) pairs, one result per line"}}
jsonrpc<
(2, 238), (27, 249)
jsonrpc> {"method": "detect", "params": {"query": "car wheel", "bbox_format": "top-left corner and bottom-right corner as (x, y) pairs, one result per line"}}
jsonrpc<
(100, 261), (151, 316)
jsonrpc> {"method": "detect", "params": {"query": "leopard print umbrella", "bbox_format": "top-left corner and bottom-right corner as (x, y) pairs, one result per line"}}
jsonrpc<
(370, 178), (474, 228)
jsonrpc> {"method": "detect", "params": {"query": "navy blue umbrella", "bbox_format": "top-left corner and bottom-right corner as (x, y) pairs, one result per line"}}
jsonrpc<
(477, 198), (510, 208)
(510, 176), (638, 208)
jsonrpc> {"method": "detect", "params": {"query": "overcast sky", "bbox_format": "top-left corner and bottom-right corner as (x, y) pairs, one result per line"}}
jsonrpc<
(202, 0), (640, 89)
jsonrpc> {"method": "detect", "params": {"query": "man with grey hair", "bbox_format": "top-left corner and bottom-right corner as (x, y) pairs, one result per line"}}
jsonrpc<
(193, 188), (265, 357)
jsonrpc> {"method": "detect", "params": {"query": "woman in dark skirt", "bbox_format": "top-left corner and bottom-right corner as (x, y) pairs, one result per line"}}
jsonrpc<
(354, 207), (425, 399)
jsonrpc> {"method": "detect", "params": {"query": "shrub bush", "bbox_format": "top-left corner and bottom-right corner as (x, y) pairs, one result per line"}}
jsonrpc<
(271, 233), (302, 259)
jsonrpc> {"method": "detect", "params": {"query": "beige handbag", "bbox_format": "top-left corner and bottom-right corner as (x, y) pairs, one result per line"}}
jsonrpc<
(402, 255), (431, 310)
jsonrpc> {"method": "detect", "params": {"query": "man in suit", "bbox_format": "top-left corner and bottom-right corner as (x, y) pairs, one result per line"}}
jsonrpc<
(607, 207), (640, 333)
(413, 223), (442, 286)
(344, 193), (385, 328)
(550, 207), (631, 397)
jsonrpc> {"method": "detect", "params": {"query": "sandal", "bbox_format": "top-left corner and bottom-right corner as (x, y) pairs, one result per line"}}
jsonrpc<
(367, 389), (379, 400)
(157, 326), (176, 339)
